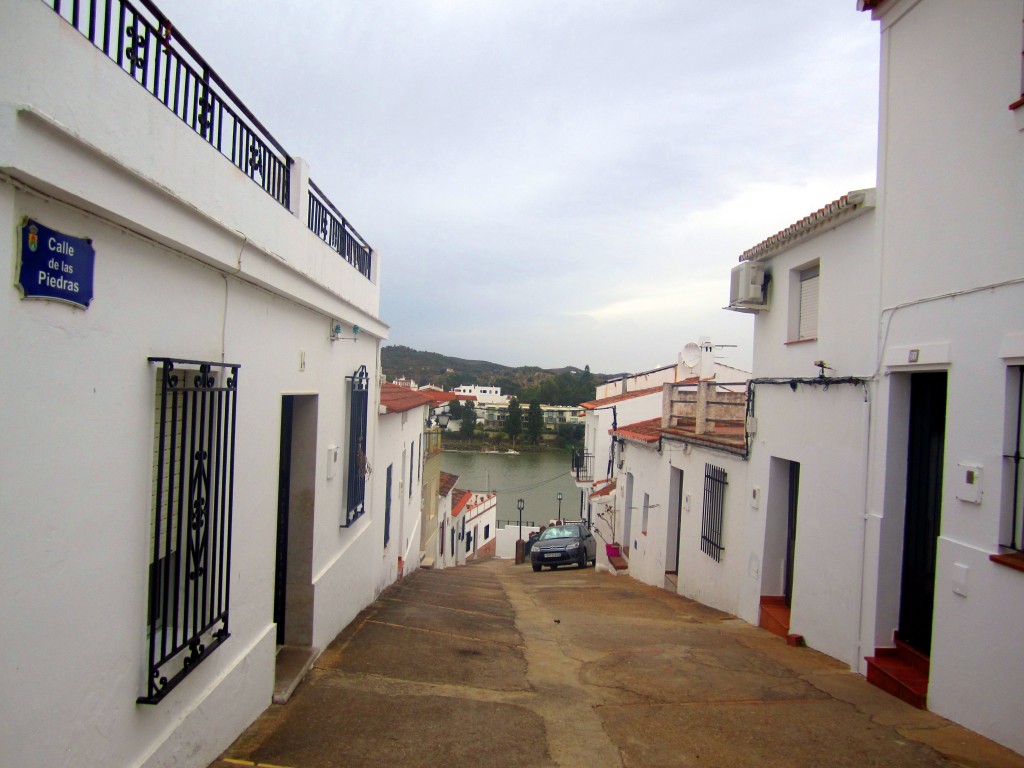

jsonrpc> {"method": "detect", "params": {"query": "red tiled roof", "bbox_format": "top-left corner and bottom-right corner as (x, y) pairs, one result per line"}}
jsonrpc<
(380, 383), (434, 413)
(661, 422), (747, 454)
(611, 418), (662, 444)
(739, 189), (874, 263)
(419, 390), (477, 407)
(451, 489), (472, 517)
(590, 479), (616, 499)
(580, 386), (663, 410)
(439, 471), (459, 497)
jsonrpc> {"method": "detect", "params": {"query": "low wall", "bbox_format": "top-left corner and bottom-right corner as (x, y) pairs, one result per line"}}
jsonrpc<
(496, 525), (541, 559)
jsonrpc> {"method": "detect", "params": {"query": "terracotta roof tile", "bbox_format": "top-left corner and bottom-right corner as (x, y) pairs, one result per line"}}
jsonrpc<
(380, 383), (434, 413)
(419, 391), (477, 407)
(439, 471), (459, 497)
(739, 189), (874, 263)
(590, 479), (617, 499)
(611, 418), (662, 444)
(451, 489), (472, 517)
(580, 386), (663, 410)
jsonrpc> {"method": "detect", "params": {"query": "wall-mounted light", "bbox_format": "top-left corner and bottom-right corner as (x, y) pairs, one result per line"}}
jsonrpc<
(331, 322), (360, 342)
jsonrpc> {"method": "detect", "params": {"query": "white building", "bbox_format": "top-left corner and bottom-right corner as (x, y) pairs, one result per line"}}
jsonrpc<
(452, 384), (508, 405)
(709, 0), (1024, 753)
(577, 346), (750, 569)
(855, 0), (1024, 751)
(0, 2), (393, 766)
(726, 190), (879, 659)
(378, 384), (436, 582)
(461, 491), (498, 561)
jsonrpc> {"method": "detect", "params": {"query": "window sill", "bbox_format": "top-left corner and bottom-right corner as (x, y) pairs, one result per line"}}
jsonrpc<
(990, 551), (1024, 573)
(785, 337), (817, 346)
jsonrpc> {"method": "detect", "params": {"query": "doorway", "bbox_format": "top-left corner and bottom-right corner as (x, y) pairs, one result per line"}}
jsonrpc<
(898, 372), (947, 655)
(760, 458), (800, 638)
(666, 468), (683, 579)
(784, 462), (800, 607)
(274, 395), (318, 701)
(623, 472), (634, 555)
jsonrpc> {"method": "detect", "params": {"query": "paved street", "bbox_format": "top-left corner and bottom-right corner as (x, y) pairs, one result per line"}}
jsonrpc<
(211, 560), (1024, 768)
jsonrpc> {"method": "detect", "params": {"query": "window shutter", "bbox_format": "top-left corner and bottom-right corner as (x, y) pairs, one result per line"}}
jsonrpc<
(799, 271), (819, 340)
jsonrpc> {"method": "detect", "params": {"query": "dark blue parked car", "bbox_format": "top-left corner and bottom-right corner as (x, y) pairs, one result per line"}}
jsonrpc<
(530, 522), (597, 571)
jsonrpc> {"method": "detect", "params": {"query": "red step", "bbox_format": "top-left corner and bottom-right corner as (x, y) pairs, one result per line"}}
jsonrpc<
(759, 596), (804, 647)
(759, 596), (790, 638)
(865, 638), (929, 709)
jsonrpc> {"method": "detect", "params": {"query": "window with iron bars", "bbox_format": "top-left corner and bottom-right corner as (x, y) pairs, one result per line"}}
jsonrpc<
(140, 358), (239, 705)
(343, 365), (370, 527)
(701, 463), (727, 562)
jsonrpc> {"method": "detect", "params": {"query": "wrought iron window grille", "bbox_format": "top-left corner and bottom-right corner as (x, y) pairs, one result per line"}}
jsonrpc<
(343, 365), (370, 527)
(141, 357), (239, 705)
(701, 463), (727, 562)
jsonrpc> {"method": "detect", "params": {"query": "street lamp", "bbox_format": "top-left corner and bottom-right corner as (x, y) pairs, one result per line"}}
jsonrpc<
(557, 492), (562, 520)
(435, 411), (451, 430)
(516, 495), (524, 544)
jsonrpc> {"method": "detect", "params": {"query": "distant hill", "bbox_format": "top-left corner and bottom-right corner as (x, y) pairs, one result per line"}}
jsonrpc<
(381, 345), (610, 405)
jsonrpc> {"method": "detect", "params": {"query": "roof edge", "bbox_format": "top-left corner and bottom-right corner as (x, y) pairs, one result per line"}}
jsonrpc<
(739, 188), (876, 263)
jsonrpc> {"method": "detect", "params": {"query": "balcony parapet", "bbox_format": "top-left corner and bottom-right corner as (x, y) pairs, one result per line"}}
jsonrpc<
(42, 0), (373, 281)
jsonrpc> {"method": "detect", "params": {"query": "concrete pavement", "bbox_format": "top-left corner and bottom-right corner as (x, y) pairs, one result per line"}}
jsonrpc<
(210, 559), (1024, 768)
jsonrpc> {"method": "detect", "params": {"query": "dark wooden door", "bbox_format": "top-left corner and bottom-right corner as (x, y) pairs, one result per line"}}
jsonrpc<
(274, 396), (294, 646)
(784, 462), (800, 607)
(898, 372), (947, 654)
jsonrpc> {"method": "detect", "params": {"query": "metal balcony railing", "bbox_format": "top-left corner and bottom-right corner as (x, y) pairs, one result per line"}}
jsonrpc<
(308, 179), (373, 280)
(45, 0), (291, 207)
(42, 0), (374, 280)
(571, 449), (594, 483)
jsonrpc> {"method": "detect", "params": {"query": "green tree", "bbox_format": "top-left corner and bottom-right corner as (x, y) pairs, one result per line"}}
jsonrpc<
(556, 423), (585, 448)
(526, 400), (544, 445)
(460, 400), (477, 439)
(447, 399), (464, 422)
(505, 397), (523, 447)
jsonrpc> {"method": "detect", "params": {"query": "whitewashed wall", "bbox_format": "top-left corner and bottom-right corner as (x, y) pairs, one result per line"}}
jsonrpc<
(743, 206), (878, 665)
(375, 406), (427, 590)
(0, 2), (388, 766)
(864, 0), (1024, 753)
(614, 442), (669, 587)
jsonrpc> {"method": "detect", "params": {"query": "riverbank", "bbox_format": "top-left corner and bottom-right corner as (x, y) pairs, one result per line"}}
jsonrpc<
(440, 435), (575, 455)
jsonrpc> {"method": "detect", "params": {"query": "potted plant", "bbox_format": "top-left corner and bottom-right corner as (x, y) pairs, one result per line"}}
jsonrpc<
(606, 542), (622, 558)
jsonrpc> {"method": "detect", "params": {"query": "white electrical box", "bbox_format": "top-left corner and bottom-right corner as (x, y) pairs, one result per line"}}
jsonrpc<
(326, 445), (339, 479)
(952, 562), (969, 597)
(955, 462), (982, 504)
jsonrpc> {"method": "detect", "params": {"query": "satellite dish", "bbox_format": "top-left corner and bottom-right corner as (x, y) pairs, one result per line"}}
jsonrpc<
(681, 342), (701, 370)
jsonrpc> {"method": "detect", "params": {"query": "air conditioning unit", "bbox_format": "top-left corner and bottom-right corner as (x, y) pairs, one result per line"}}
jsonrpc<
(728, 261), (769, 312)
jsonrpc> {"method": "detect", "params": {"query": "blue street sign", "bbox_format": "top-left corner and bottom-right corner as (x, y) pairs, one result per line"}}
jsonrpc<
(18, 218), (95, 309)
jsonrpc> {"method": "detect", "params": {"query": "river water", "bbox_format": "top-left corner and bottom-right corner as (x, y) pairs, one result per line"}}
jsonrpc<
(440, 450), (585, 527)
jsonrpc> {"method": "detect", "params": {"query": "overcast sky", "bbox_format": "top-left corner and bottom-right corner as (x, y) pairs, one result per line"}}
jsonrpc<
(166, 1), (880, 375)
